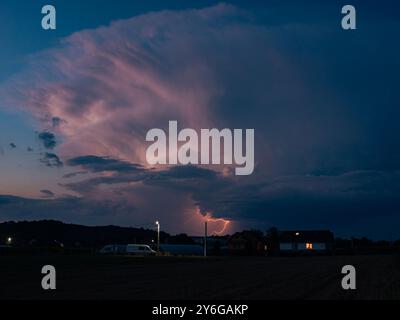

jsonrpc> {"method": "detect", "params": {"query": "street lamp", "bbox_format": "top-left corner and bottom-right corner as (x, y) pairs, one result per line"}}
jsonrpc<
(155, 221), (160, 253)
(6, 237), (12, 245)
(294, 232), (299, 252)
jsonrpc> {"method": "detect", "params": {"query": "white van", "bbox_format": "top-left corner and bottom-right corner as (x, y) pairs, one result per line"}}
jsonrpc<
(126, 244), (156, 256)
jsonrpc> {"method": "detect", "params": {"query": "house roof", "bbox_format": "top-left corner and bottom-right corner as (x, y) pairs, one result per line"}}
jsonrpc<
(279, 230), (334, 243)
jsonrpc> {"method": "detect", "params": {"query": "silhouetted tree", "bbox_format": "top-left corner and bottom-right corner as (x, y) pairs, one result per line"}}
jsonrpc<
(0, 220), (170, 248)
(167, 233), (196, 244)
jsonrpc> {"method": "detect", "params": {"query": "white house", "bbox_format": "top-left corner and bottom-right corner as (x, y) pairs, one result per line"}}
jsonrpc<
(279, 230), (334, 253)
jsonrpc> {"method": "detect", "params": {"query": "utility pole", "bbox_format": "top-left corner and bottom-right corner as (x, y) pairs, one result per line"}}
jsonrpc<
(204, 220), (207, 257)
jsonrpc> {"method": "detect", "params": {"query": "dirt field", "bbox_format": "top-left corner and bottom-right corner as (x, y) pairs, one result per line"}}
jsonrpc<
(0, 254), (399, 300)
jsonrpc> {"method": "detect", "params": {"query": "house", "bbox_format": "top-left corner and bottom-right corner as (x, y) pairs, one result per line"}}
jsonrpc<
(227, 230), (265, 255)
(278, 230), (334, 253)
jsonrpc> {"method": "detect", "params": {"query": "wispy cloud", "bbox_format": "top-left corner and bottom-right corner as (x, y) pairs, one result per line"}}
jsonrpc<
(40, 189), (55, 198)
(40, 152), (63, 167)
(38, 131), (57, 149)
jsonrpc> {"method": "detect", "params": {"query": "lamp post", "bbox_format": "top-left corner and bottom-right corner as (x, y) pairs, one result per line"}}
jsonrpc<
(155, 221), (160, 253)
(204, 220), (208, 257)
(6, 237), (12, 245)
(294, 232), (299, 252)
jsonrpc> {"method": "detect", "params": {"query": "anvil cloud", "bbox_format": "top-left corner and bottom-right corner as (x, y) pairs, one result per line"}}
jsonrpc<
(1, 3), (400, 237)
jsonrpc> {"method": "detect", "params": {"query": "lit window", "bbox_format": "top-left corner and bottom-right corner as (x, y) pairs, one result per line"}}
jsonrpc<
(306, 243), (313, 250)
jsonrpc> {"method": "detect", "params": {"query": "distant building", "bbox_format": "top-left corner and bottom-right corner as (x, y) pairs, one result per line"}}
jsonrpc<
(191, 236), (228, 247)
(278, 230), (334, 253)
(227, 231), (265, 255)
(190, 236), (229, 255)
(159, 244), (203, 256)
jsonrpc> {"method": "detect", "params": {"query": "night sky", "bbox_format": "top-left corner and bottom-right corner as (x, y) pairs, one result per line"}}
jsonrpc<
(0, 0), (399, 238)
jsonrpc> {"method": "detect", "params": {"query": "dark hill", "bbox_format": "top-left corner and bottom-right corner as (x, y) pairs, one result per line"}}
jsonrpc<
(0, 220), (169, 247)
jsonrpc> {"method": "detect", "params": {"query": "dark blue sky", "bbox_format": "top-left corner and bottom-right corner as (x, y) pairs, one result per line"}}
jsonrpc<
(0, 0), (399, 238)
(2, 0), (388, 80)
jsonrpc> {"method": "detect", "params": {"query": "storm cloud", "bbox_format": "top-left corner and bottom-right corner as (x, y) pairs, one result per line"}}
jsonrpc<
(0, 3), (399, 237)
